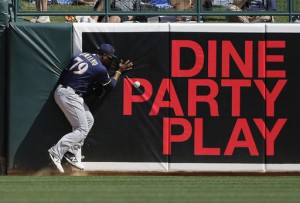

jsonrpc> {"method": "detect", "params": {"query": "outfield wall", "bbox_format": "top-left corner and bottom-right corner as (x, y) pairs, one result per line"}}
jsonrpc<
(6, 23), (300, 174)
(0, 0), (9, 175)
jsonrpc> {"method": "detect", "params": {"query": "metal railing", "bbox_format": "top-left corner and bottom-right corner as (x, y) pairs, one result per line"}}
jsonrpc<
(10, 0), (300, 22)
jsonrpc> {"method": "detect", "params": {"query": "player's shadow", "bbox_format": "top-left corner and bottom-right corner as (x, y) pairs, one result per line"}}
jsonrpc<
(12, 84), (107, 171)
(12, 85), (68, 171)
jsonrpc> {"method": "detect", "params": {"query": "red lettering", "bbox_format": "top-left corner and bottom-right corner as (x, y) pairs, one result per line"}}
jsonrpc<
(123, 78), (152, 115)
(163, 118), (285, 156)
(208, 40), (217, 77)
(188, 79), (219, 116)
(254, 79), (287, 117)
(266, 41), (286, 78)
(224, 118), (259, 156)
(194, 118), (220, 155)
(171, 40), (204, 77)
(254, 118), (287, 156)
(163, 118), (192, 155)
(258, 41), (266, 78)
(258, 40), (286, 78)
(222, 41), (253, 78)
(221, 79), (251, 116)
(150, 79), (183, 116)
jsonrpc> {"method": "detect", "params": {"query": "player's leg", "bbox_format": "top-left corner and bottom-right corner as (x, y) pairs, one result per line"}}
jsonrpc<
(68, 101), (94, 153)
(48, 86), (91, 172)
(66, 102), (94, 169)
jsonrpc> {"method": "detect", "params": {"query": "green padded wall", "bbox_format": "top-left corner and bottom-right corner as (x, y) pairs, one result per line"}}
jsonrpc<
(8, 23), (72, 171)
(0, 0), (9, 175)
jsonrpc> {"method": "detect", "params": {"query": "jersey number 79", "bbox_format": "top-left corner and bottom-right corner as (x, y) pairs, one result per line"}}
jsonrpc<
(69, 57), (88, 75)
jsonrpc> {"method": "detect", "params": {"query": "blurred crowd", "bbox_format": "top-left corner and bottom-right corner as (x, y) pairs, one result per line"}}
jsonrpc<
(28, 0), (299, 23)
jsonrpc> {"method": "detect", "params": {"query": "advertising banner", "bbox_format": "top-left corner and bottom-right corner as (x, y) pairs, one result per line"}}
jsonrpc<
(74, 24), (299, 172)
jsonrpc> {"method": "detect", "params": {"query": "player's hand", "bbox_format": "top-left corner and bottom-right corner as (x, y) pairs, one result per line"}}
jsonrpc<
(118, 59), (133, 73)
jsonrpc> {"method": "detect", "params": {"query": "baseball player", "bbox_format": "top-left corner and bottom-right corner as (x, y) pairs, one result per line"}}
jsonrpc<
(48, 43), (133, 173)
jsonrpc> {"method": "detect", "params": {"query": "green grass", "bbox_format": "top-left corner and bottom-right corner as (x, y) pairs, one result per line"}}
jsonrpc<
(18, 0), (298, 23)
(1, 175), (300, 203)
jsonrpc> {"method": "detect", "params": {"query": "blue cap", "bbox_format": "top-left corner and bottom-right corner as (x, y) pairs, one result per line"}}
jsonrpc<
(97, 43), (117, 58)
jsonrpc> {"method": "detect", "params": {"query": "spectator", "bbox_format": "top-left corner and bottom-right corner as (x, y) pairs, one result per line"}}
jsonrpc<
(202, 0), (213, 21)
(190, 0), (213, 22)
(147, 0), (193, 22)
(293, 15), (300, 23)
(92, 0), (136, 23)
(168, 0), (192, 22)
(226, 0), (274, 23)
(30, 0), (50, 23)
(244, 0), (275, 11)
(150, 0), (215, 23)
(147, 0), (173, 9)
(74, 0), (97, 5)
(202, 0), (213, 12)
(67, 0), (98, 23)
(265, 0), (276, 11)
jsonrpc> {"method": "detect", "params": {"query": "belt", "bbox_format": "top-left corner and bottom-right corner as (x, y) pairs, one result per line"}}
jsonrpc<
(59, 84), (83, 97)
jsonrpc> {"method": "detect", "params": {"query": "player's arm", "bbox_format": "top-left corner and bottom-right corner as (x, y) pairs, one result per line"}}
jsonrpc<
(101, 59), (134, 91)
(112, 59), (134, 81)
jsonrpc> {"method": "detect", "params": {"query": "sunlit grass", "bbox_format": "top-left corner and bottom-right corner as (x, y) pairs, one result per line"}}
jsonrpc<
(1, 175), (300, 203)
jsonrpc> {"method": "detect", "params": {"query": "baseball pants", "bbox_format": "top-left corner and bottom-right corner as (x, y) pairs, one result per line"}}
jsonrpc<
(48, 85), (94, 160)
